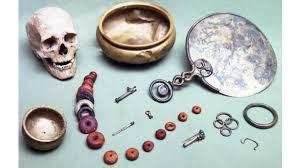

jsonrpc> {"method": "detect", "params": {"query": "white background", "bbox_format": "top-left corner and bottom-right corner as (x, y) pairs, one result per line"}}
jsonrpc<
(0, 0), (300, 167)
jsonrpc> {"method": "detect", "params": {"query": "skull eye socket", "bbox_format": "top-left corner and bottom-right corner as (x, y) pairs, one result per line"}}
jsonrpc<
(64, 33), (77, 43)
(42, 36), (57, 49)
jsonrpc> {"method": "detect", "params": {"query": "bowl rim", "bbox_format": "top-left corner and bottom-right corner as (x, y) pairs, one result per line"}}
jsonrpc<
(98, 1), (175, 49)
(22, 106), (67, 143)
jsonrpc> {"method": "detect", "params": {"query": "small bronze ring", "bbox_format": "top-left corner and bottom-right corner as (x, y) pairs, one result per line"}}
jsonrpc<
(224, 118), (239, 130)
(216, 112), (233, 121)
(213, 119), (224, 129)
(220, 127), (232, 137)
(243, 103), (278, 129)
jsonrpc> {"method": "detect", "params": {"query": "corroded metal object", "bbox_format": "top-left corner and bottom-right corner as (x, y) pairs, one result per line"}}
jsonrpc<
(97, 1), (176, 64)
(22, 106), (67, 151)
(182, 130), (205, 148)
(115, 86), (137, 103)
(213, 112), (239, 137)
(149, 13), (277, 103)
(241, 138), (259, 150)
(243, 103), (278, 129)
(145, 110), (153, 119)
(112, 121), (135, 136)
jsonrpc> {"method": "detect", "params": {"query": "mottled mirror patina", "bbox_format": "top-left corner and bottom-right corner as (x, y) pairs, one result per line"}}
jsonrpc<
(186, 13), (277, 97)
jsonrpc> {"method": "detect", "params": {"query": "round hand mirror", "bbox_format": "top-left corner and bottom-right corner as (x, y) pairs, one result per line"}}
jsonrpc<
(149, 13), (277, 103)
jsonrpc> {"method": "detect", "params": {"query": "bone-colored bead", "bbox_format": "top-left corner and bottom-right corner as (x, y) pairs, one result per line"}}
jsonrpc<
(74, 99), (94, 114)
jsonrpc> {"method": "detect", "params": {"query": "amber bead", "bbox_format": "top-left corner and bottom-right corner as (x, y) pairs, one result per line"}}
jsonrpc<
(86, 131), (105, 149)
(192, 105), (202, 114)
(165, 122), (176, 131)
(178, 112), (188, 122)
(125, 148), (139, 161)
(103, 150), (118, 165)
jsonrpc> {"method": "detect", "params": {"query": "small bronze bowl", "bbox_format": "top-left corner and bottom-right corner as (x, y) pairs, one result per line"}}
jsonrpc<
(97, 1), (176, 64)
(22, 106), (67, 151)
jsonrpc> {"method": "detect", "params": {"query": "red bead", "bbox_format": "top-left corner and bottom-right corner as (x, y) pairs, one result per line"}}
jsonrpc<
(79, 115), (98, 134)
(81, 83), (93, 90)
(178, 112), (188, 122)
(76, 91), (94, 103)
(89, 71), (97, 79)
(165, 122), (176, 131)
(155, 129), (166, 140)
(77, 88), (93, 97)
(77, 89), (93, 97)
(125, 148), (139, 161)
(84, 75), (96, 82)
(142, 141), (154, 152)
(86, 131), (105, 149)
(78, 85), (93, 95)
(82, 84), (93, 91)
(103, 150), (118, 165)
(83, 79), (94, 87)
(192, 105), (202, 114)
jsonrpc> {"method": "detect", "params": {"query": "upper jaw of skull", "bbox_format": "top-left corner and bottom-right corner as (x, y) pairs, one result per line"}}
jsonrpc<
(39, 34), (79, 80)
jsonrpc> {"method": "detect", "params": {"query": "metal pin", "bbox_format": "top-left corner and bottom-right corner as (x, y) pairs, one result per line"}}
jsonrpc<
(145, 111), (153, 119)
(115, 86), (137, 103)
(112, 121), (135, 136)
(182, 130), (205, 148)
(182, 131), (200, 143)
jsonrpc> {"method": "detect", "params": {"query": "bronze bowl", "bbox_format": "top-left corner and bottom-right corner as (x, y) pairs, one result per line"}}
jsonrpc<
(22, 106), (67, 151)
(97, 1), (176, 64)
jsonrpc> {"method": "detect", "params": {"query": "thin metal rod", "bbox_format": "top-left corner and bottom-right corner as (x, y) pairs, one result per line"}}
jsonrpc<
(112, 121), (135, 136)
(182, 133), (199, 143)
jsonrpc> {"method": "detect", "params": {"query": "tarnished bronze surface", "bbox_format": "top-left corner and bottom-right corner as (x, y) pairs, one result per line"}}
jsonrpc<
(22, 106), (67, 151)
(97, 1), (176, 64)
(148, 13), (277, 103)
(186, 13), (277, 97)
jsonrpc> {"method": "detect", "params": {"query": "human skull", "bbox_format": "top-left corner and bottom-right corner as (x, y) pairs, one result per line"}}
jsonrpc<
(26, 7), (79, 80)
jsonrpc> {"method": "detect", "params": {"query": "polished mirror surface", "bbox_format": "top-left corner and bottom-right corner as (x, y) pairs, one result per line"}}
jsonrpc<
(186, 13), (277, 97)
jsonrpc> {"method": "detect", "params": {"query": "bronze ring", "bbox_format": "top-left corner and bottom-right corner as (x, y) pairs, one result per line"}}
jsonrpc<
(243, 103), (278, 129)
(216, 112), (233, 122)
(213, 119), (224, 129)
(224, 118), (239, 130)
(220, 127), (232, 137)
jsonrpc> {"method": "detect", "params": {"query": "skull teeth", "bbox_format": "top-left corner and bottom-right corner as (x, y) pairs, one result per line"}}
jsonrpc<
(53, 62), (72, 70)
(51, 58), (75, 70)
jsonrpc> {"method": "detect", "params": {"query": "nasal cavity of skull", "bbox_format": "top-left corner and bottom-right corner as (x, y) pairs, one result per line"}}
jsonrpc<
(42, 36), (57, 50)
(59, 44), (68, 55)
(64, 33), (77, 43)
